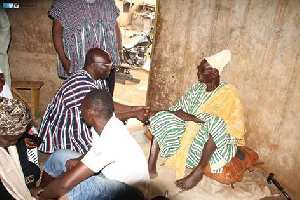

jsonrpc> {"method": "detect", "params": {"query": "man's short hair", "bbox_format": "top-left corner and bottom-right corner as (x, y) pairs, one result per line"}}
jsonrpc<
(0, 97), (32, 135)
(83, 89), (114, 116)
(84, 48), (110, 65)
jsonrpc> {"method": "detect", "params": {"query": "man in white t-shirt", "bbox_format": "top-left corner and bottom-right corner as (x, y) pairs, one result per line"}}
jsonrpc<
(32, 89), (149, 200)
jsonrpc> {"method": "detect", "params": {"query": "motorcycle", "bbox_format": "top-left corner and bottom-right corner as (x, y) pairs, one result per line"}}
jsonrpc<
(115, 31), (152, 84)
(121, 30), (153, 69)
(116, 20), (153, 84)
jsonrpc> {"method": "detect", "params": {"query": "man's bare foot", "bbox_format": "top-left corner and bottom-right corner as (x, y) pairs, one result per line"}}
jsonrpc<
(149, 171), (158, 179)
(175, 169), (204, 190)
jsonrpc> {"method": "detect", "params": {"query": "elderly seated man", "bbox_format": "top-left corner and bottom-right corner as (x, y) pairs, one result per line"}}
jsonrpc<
(148, 50), (246, 190)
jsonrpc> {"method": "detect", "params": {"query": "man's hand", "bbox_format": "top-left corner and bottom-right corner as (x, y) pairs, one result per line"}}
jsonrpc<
(132, 106), (149, 124)
(52, 18), (71, 76)
(61, 58), (71, 76)
(148, 109), (158, 117)
(172, 110), (205, 123)
(30, 186), (45, 198)
(66, 158), (80, 171)
(24, 136), (39, 149)
(143, 106), (151, 125)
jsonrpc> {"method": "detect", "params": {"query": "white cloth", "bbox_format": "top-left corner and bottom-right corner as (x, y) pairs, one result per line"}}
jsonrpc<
(0, 83), (13, 99)
(0, 8), (11, 88)
(0, 146), (35, 200)
(0, 65), (13, 99)
(81, 115), (150, 188)
(205, 50), (231, 75)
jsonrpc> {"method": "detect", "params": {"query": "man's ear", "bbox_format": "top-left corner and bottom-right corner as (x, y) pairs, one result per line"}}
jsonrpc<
(212, 68), (219, 77)
(86, 108), (96, 125)
(88, 108), (96, 118)
(90, 62), (97, 70)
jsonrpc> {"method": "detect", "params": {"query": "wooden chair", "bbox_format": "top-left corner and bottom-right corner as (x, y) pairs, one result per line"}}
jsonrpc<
(11, 80), (44, 117)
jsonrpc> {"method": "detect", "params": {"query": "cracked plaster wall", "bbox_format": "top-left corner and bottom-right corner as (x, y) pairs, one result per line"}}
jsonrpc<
(148, 0), (300, 198)
(4, 0), (300, 198)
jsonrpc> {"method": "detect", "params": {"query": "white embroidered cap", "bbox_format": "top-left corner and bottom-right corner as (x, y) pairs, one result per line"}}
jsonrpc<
(204, 50), (231, 75)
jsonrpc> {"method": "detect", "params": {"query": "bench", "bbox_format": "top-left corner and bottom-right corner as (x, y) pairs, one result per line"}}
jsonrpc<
(11, 80), (44, 117)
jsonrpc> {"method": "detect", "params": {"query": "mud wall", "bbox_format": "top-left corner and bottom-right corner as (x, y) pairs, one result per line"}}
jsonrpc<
(6, 0), (138, 113)
(5, 0), (300, 197)
(6, 0), (63, 115)
(147, 0), (300, 197)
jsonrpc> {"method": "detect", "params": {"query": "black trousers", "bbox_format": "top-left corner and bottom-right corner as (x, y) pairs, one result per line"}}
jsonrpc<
(106, 68), (116, 97)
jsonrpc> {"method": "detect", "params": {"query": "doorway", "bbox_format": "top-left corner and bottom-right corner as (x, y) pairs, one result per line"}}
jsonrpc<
(114, 0), (156, 139)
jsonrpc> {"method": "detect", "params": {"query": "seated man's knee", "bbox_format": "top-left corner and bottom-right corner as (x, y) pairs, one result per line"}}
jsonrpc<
(46, 150), (81, 169)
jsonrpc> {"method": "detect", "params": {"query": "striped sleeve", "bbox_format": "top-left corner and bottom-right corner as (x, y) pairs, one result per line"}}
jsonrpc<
(110, 0), (120, 19)
(48, 0), (67, 26)
(62, 74), (98, 109)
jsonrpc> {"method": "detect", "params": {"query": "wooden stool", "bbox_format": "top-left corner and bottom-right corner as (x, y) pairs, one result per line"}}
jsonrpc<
(11, 80), (44, 117)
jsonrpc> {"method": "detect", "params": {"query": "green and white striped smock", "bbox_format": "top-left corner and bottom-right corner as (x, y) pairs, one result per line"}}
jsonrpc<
(149, 81), (237, 173)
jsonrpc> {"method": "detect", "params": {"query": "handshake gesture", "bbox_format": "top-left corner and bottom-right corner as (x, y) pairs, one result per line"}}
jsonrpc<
(127, 106), (150, 125)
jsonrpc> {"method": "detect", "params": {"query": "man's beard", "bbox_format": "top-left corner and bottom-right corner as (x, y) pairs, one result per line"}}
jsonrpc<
(86, 0), (96, 3)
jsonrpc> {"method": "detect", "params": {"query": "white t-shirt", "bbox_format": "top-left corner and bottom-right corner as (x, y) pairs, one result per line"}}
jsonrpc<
(81, 115), (150, 188)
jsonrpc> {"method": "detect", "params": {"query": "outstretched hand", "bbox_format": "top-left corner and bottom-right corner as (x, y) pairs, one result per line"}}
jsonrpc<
(66, 158), (80, 171)
(148, 109), (159, 117)
(132, 106), (149, 124)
